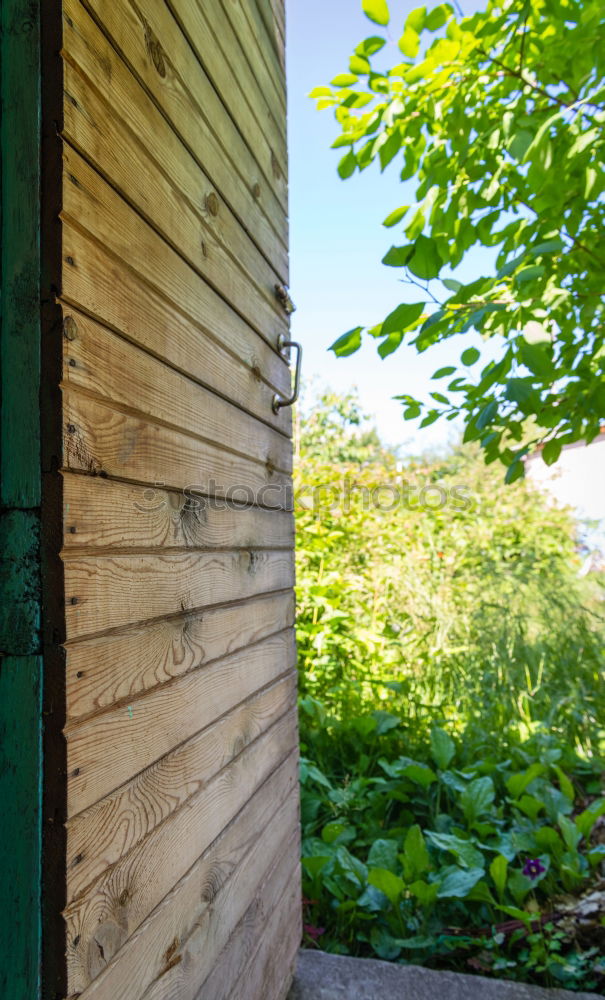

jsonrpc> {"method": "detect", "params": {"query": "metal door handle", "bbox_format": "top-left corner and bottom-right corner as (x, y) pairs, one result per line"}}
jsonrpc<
(272, 334), (302, 413)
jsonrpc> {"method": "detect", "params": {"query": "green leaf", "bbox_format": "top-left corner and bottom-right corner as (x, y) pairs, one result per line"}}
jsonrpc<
(371, 927), (401, 960)
(437, 865), (484, 899)
(461, 347), (480, 366)
(505, 459), (525, 484)
(379, 130), (403, 170)
(331, 73), (359, 87)
(378, 331), (403, 358)
(322, 821), (348, 844)
(338, 151), (357, 179)
(508, 129), (534, 161)
(382, 245), (413, 267)
(426, 831), (485, 869)
(425, 3), (453, 30)
(362, 0), (390, 26)
(432, 366), (456, 379)
(349, 54), (371, 74)
(383, 205), (409, 227)
(368, 838), (399, 871)
(409, 879), (439, 906)
(402, 762), (437, 787)
(330, 326), (363, 357)
(476, 400), (497, 431)
(399, 27), (420, 58)
(442, 278), (462, 292)
(381, 301), (425, 337)
(489, 854), (508, 901)
(403, 825), (431, 879)
(430, 727), (455, 769)
(405, 7), (427, 32)
(542, 439), (562, 466)
(515, 265), (545, 285)
(575, 799), (605, 839)
(519, 340), (554, 380)
(302, 855), (330, 879)
(558, 813), (582, 854)
(368, 867), (405, 906)
(460, 776), (495, 824)
(355, 35), (387, 57)
(407, 235), (443, 280)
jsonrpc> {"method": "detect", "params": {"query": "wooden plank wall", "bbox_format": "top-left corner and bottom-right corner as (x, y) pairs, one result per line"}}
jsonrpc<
(56, 0), (300, 996)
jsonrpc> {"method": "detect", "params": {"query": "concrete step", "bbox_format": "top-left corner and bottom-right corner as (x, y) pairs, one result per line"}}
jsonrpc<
(288, 950), (602, 1000)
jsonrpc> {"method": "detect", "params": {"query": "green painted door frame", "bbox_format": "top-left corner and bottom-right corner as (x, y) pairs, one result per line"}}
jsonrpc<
(0, 0), (43, 995)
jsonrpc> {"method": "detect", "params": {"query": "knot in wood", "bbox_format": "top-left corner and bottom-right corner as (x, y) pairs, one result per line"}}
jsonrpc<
(205, 192), (219, 216)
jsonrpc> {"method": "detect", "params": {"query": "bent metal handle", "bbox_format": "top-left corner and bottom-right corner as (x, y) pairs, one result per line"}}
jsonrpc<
(272, 334), (302, 413)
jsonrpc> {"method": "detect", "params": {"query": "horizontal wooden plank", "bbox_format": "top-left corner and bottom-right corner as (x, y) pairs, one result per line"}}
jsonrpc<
(65, 739), (299, 994)
(254, 0), (286, 71)
(75, 763), (298, 1000)
(67, 673), (297, 901)
(197, 862), (300, 1000)
(63, 0), (287, 281)
(61, 143), (288, 360)
(60, 226), (292, 433)
(62, 390), (292, 515)
(167, 0), (286, 180)
(76, 0), (288, 258)
(62, 55), (286, 342)
(66, 629), (296, 814)
(63, 310), (292, 474)
(62, 474), (294, 554)
(142, 830), (300, 1000)
(216, 0), (286, 117)
(65, 585), (295, 721)
(64, 538), (294, 637)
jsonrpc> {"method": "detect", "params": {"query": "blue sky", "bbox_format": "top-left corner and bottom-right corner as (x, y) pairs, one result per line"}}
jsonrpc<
(286, 0), (490, 453)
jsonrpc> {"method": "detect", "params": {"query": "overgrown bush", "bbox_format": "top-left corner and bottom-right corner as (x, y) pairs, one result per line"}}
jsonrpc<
(295, 391), (605, 991)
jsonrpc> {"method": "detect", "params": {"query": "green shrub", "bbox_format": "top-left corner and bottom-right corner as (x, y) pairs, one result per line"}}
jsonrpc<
(295, 392), (605, 990)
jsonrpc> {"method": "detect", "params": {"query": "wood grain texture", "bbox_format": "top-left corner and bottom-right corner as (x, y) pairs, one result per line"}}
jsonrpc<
(219, 0), (286, 118)
(61, 143), (288, 361)
(65, 741), (299, 995)
(61, 474), (294, 554)
(78, 0), (288, 260)
(254, 0), (286, 70)
(60, 226), (292, 433)
(73, 760), (298, 1000)
(65, 587), (295, 721)
(64, 543), (293, 639)
(58, 0), (297, 996)
(196, 861), (300, 1000)
(62, 390), (292, 510)
(62, 57), (286, 344)
(141, 830), (300, 1000)
(62, 310), (292, 474)
(167, 0), (287, 174)
(66, 630), (296, 814)
(62, 0), (288, 286)
(66, 673), (297, 901)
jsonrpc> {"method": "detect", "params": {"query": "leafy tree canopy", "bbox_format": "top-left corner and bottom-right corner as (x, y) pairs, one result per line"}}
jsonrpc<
(312, 0), (605, 480)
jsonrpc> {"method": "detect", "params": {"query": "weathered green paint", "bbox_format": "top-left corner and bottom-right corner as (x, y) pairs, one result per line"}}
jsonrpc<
(0, 510), (41, 654)
(0, 0), (43, 995)
(0, 656), (43, 999)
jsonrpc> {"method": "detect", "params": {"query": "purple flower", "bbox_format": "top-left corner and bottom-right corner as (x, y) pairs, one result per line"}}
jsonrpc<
(522, 858), (546, 880)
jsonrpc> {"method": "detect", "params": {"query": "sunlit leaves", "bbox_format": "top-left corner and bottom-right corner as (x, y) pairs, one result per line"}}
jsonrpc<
(399, 27), (420, 58)
(382, 205), (409, 227)
(362, 0), (390, 26)
(330, 327), (363, 357)
(312, 0), (605, 478)
(406, 234), (443, 280)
